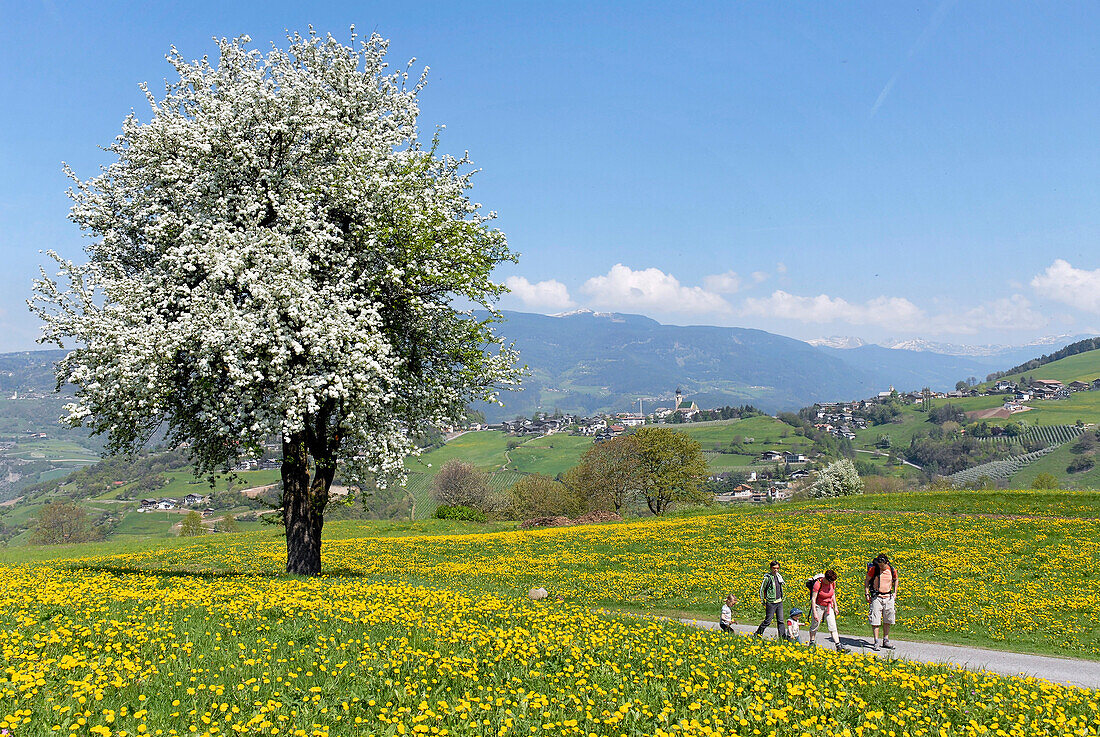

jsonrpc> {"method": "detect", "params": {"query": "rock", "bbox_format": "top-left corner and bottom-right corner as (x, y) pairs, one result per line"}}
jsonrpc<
(529, 587), (548, 600)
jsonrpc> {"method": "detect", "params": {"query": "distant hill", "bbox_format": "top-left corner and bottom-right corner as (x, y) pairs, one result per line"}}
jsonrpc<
(4, 323), (1095, 427)
(813, 344), (1005, 391)
(0, 350), (67, 393)
(473, 311), (1100, 422)
(475, 310), (883, 421)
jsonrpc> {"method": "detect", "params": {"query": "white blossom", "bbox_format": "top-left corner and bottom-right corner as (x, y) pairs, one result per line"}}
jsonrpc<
(31, 29), (520, 492)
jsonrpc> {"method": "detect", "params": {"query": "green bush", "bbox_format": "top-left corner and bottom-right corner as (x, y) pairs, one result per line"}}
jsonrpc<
(434, 504), (487, 522)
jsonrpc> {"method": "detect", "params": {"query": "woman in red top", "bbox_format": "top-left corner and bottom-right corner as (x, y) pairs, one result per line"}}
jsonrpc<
(808, 569), (849, 652)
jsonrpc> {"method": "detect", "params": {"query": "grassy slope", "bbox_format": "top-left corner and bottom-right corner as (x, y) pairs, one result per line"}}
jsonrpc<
(404, 430), (510, 474)
(508, 434), (593, 475)
(995, 348), (1100, 386)
(1008, 442), (1100, 489)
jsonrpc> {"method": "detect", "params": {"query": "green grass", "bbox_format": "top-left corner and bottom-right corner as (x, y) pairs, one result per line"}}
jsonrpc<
(674, 415), (812, 450)
(405, 430), (510, 474)
(995, 348), (1100, 386)
(795, 489), (1100, 518)
(1012, 392), (1100, 426)
(1008, 443), (1100, 490)
(110, 508), (183, 537)
(507, 434), (592, 475)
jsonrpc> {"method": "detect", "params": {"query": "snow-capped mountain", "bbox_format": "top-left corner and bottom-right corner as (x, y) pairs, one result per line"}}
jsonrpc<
(811, 334), (1093, 358)
(807, 336), (867, 349)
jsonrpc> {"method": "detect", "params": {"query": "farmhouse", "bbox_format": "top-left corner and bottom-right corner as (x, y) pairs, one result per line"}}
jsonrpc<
(714, 485), (753, 503)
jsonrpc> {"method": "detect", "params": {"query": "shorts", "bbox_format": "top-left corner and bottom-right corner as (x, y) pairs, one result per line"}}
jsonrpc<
(869, 594), (896, 626)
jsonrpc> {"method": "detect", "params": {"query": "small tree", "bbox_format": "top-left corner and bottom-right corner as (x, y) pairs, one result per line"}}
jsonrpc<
(563, 435), (642, 512)
(217, 514), (241, 533)
(506, 474), (582, 519)
(810, 459), (864, 498)
(431, 459), (492, 511)
(1030, 472), (1058, 490)
(31, 31), (520, 574)
(31, 502), (94, 545)
(632, 427), (709, 515)
(179, 511), (205, 537)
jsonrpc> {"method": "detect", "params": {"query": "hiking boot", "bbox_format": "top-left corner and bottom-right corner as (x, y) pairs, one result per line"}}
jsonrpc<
(882, 639), (895, 650)
(835, 643), (850, 653)
(869, 640), (880, 651)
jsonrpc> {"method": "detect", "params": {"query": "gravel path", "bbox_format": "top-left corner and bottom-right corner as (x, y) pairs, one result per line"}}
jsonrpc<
(682, 619), (1100, 689)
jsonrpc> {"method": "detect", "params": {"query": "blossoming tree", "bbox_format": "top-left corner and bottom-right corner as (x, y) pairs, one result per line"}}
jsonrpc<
(31, 30), (519, 574)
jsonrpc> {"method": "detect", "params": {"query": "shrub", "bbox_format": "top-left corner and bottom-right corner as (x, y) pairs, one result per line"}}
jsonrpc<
(433, 505), (487, 522)
(505, 474), (583, 520)
(31, 502), (99, 545)
(809, 459), (864, 498)
(1031, 472), (1059, 489)
(430, 459), (493, 511)
(179, 511), (206, 537)
(1067, 457), (1095, 474)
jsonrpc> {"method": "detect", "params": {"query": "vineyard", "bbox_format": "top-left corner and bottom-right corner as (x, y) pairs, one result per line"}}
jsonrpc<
(1025, 424), (1085, 446)
(950, 425), (1085, 485)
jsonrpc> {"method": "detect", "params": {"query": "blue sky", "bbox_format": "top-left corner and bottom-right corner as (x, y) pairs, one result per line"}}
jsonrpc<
(3, 1), (1100, 352)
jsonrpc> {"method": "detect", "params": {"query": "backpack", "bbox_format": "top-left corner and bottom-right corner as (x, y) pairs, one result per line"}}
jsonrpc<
(805, 572), (824, 591)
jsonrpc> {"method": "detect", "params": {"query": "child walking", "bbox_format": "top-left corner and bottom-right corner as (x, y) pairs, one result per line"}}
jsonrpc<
(785, 608), (804, 642)
(720, 594), (738, 632)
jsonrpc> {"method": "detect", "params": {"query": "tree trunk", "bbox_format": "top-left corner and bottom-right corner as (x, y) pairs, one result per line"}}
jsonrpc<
(283, 434), (333, 575)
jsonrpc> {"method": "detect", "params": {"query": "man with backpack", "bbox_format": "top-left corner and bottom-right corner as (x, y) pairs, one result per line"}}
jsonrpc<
(865, 553), (899, 650)
(754, 560), (788, 640)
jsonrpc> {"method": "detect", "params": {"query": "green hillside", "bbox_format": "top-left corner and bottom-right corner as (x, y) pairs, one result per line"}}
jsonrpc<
(992, 346), (1100, 386)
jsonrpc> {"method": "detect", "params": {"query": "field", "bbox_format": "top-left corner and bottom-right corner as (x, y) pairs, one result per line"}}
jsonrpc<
(2, 490), (1099, 736)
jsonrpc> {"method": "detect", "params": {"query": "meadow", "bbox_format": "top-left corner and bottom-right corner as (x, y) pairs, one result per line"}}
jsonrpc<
(2, 491), (1099, 736)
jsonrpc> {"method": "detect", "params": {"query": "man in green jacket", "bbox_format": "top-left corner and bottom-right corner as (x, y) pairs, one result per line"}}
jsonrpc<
(754, 560), (788, 639)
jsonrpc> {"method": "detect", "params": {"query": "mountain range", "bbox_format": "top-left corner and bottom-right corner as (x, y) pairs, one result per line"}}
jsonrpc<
(2, 316), (1092, 423)
(473, 310), (1091, 421)
(809, 333), (1094, 359)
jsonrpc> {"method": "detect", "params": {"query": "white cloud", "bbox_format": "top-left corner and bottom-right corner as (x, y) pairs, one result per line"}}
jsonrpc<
(702, 270), (742, 294)
(740, 290), (1047, 335)
(775, 262), (787, 274)
(952, 295), (1046, 332)
(751, 271), (768, 283)
(580, 264), (729, 314)
(741, 290), (923, 328)
(1031, 259), (1100, 314)
(504, 276), (575, 311)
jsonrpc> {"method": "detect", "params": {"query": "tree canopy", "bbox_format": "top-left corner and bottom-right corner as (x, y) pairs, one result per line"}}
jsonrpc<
(809, 459), (864, 498)
(31, 30), (519, 573)
(631, 427), (709, 515)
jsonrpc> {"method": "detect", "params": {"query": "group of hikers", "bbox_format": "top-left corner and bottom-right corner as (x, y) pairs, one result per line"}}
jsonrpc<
(719, 554), (899, 653)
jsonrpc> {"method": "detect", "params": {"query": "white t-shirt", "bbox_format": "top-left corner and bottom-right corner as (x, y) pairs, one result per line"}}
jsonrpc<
(786, 619), (801, 637)
(720, 604), (733, 625)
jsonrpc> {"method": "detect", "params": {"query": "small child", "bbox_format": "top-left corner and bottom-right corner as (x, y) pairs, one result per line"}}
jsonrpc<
(720, 594), (738, 632)
(786, 608), (804, 641)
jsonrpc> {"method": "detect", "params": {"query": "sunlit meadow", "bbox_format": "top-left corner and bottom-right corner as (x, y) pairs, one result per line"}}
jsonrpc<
(2, 493), (1098, 736)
